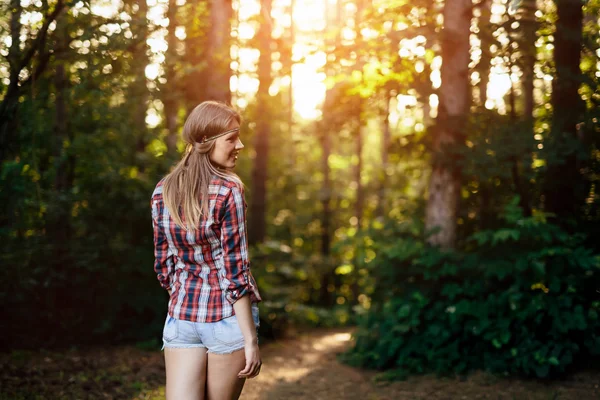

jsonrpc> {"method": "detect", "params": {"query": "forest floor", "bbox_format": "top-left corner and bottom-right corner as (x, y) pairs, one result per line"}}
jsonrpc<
(2, 327), (599, 400)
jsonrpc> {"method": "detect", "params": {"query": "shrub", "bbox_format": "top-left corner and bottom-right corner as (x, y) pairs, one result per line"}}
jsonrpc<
(342, 196), (600, 378)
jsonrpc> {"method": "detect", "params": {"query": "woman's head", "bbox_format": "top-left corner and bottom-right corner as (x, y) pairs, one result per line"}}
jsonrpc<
(182, 101), (243, 169)
(162, 101), (244, 230)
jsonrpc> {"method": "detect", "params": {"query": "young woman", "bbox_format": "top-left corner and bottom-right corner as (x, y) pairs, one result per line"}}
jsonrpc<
(150, 101), (262, 400)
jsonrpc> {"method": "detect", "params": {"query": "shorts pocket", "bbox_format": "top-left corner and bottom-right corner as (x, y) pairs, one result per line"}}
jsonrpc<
(212, 316), (245, 346)
(163, 315), (179, 342)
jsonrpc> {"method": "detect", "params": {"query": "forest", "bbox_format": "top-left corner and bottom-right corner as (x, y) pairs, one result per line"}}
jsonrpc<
(1, 0), (600, 397)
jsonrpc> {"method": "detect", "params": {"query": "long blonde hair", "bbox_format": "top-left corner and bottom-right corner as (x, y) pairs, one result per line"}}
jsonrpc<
(162, 101), (243, 231)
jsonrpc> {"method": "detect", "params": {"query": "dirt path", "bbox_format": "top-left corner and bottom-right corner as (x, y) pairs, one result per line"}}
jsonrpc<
(241, 328), (599, 400)
(2, 327), (599, 399)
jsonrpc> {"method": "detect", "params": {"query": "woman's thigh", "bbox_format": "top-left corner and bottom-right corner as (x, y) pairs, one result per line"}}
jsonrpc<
(165, 347), (209, 400)
(206, 348), (247, 400)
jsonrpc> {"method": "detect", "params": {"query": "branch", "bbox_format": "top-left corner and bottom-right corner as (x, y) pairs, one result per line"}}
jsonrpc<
(16, 0), (66, 73)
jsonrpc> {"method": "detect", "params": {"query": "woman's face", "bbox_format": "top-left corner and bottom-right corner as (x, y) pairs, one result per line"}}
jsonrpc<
(209, 120), (243, 170)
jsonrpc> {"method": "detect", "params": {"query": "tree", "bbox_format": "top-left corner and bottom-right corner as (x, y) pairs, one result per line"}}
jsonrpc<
(424, 0), (472, 249)
(249, 0), (273, 245)
(205, 0), (234, 102)
(476, 0), (493, 107)
(163, 0), (180, 154)
(542, 0), (584, 221)
(0, 0), (66, 163)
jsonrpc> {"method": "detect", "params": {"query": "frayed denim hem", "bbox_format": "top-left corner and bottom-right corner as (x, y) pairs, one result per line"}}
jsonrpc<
(207, 343), (245, 355)
(162, 343), (208, 351)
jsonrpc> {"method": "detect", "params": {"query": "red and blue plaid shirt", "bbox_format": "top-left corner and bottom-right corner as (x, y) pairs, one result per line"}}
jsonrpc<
(151, 175), (262, 322)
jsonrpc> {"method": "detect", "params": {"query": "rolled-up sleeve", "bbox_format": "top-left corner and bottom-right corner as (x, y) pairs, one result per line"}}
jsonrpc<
(151, 198), (174, 290)
(221, 185), (251, 304)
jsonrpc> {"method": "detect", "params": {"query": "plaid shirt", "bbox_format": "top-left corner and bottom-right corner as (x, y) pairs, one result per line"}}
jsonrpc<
(151, 176), (262, 322)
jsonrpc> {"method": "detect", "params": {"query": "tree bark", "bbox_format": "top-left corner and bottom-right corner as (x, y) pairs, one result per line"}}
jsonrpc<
(316, 0), (341, 306)
(542, 0), (584, 220)
(184, 2), (207, 108)
(477, 0), (492, 107)
(517, 0), (537, 121)
(249, 0), (273, 245)
(205, 0), (233, 102)
(164, 0), (179, 154)
(354, 0), (365, 230)
(130, 0), (150, 157)
(424, 0), (472, 249)
(376, 92), (391, 219)
(46, 15), (74, 254)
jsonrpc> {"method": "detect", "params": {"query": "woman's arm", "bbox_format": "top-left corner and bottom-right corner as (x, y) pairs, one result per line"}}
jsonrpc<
(220, 185), (252, 304)
(221, 185), (261, 378)
(232, 293), (258, 344)
(233, 293), (261, 378)
(151, 197), (174, 291)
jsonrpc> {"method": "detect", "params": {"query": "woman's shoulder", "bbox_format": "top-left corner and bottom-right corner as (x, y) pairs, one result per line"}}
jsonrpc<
(151, 177), (167, 198)
(210, 174), (245, 194)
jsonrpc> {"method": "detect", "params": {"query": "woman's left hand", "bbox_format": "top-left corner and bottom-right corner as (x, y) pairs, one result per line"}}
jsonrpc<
(238, 341), (262, 379)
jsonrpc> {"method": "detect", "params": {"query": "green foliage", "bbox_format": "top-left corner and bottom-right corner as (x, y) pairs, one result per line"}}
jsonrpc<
(342, 196), (600, 378)
(250, 239), (353, 339)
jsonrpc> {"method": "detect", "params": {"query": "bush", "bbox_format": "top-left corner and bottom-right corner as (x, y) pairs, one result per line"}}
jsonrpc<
(341, 196), (600, 378)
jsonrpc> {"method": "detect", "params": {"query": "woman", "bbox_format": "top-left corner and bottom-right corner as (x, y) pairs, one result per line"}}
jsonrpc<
(150, 101), (262, 400)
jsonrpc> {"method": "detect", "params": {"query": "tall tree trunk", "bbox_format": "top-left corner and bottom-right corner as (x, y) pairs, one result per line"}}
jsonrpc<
(0, 0), (23, 162)
(249, 0), (272, 245)
(518, 0), (537, 121)
(354, 0), (365, 230)
(477, 0), (492, 107)
(131, 0), (149, 158)
(476, 0), (493, 229)
(543, 0), (584, 220)
(281, 0), (297, 244)
(317, 0), (341, 307)
(425, 0), (472, 249)
(506, 0), (537, 217)
(47, 16), (74, 256)
(354, 110), (364, 229)
(184, 2), (207, 108)
(164, 0), (179, 154)
(205, 0), (233, 102)
(288, 0), (295, 136)
(376, 92), (391, 218)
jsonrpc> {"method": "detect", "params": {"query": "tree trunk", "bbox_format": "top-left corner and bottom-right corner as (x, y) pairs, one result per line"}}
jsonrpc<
(376, 92), (391, 218)
(316, 0), (341, 307)
(354, 110), (364, 229)
(477, 0), (492, 107)
(542, 0), (584, 220)
(46, 16), (74, 255)
(131, 0), (149, 157)
(0, 0), (23, 162)
(249, 0), (272, 245)
(184, 2), (207, 108)
(354, 0), (365, 230)
(288, 0), (295, 136)
(164, 0), (179, 154)
(424, 0), (472, 249)
(282, 0), (297, 244)
(205, 0), (233, 102)
(518, 0), (537, 121)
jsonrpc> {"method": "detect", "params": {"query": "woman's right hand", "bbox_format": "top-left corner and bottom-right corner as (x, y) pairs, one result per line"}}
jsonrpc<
(238, 340), (261, 379)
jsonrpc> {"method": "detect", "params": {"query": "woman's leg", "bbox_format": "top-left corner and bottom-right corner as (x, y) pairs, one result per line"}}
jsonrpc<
(165, 347), (209, 400)
(206, 348), (247, 400)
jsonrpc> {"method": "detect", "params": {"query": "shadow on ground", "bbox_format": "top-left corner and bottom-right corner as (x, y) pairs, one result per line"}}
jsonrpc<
(2, 328), (599, 399)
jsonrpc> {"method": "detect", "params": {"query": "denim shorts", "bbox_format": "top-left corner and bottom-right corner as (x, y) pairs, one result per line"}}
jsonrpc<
(162, 304), (260, 354)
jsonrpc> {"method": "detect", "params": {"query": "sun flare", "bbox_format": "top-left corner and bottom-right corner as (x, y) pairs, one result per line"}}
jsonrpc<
(127, 0), (514, 125)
